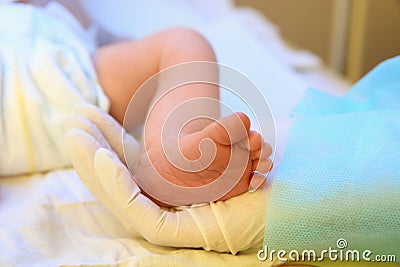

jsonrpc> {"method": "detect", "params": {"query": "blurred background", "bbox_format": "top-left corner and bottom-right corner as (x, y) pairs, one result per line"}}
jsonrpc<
(235, 0), (400, 82)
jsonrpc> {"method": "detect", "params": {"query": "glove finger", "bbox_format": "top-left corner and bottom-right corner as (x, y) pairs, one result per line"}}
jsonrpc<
(94, 148), (206, 248)
(64, 128), (108, 200)
(74, 104), (140, 164)
(64, 114), (111, 150)
(64, 129), (136, 232)
(94, 148), (141, 203)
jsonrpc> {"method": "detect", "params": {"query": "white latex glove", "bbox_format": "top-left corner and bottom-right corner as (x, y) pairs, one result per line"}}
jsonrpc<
(63, 104), (269, 254)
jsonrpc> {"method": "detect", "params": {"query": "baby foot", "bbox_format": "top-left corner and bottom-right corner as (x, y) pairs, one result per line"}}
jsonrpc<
(134, 112), (272, 206)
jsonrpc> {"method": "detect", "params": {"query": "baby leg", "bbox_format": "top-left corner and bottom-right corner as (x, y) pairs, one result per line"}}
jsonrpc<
(94, 27), (272, 206)
(94, 27), (219, 127)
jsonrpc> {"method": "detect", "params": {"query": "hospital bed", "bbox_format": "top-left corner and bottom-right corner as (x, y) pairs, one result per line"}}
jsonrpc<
(2, 1), (397, 266)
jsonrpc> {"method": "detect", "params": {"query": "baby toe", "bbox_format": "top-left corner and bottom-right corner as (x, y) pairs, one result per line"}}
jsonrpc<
(249, 131), (263, 151)
(250, 141), (273, 160)
(237, 130), (263, 151)
(252, 158), (273, 173)
(202, 112), (250, 145)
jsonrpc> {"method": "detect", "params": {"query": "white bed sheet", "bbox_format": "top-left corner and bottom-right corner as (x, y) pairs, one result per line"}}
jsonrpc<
(0, 170), (268, 267)
(0, 1), (350, 266)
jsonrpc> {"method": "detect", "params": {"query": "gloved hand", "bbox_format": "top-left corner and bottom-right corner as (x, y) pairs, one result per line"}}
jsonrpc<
(63, 104), (269, 254)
